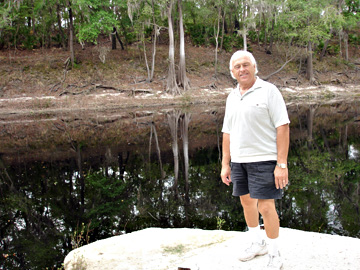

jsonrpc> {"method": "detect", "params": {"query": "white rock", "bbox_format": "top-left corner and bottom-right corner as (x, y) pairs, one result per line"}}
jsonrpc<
(64, 227), (360, 270)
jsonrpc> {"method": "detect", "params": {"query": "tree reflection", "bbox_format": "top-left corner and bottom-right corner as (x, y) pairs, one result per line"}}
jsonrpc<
(167, 110), (181, 196)
(281, 102), (360, 237)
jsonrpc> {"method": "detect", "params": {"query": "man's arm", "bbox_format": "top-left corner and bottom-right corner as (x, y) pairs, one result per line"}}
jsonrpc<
(274, 124), (290, 189)
(221, 132), (232, 186)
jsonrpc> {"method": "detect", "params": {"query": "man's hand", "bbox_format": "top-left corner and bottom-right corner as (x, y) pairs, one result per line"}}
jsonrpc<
(274, 166), (288, 189)
(221, 164), (232, 186)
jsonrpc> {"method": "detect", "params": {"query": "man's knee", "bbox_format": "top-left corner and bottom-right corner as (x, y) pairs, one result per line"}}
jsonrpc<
(240, 194), (258, 209)
(258, 199), (276, 216)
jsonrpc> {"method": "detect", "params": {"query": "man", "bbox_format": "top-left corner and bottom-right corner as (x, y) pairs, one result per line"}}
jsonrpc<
(221, 50), (290, 269)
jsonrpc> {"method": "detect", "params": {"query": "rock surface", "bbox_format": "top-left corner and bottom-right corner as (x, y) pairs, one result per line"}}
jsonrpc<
(64, 227), (360, 270)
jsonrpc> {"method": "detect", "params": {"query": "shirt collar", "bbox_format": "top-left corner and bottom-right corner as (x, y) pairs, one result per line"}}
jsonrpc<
(234, 76), (262, 96)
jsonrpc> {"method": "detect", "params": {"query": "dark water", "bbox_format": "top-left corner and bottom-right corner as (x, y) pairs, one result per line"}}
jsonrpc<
(0, 99), (359, 269)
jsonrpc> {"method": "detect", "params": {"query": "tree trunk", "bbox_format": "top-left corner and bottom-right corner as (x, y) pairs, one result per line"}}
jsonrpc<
(268, 15), (275, 53)
(343, 31), (349, 61)
(67, 0), (75, 67)
(141, 24), (151, 82)
(112, 30), (116, 50)
(242, 3), (247, 52)
(263, 13), (267, 49)
(177, 0), (190, 90)
(166, 0), (180, 95)
(306, 41), (314, 84)
(150, 0), (157, 81)
(320, 39), (330, 61)
(220, 9), (226, 51)
(56, 4), (67, 49)
(113, 27), (124, 50)
(214, 7), (221, 79)
(242, 28), (247, 51)
(339, 33), (342, 58)
(320, 28), (333, 61)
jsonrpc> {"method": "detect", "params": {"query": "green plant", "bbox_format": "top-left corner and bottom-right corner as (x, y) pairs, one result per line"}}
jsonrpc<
(163, 244), (186, 255)
(216, 216), (226, 230)
(71, 222), (91, 250)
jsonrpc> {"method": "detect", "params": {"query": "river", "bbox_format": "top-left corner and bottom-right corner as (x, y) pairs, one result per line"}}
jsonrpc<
(0, 99), (359, 269)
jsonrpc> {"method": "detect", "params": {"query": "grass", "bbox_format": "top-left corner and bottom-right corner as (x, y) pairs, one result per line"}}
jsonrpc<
(162, 244), (187, 255)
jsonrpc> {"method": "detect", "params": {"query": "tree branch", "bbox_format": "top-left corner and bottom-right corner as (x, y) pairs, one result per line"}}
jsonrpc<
(262, 54), (298, 81)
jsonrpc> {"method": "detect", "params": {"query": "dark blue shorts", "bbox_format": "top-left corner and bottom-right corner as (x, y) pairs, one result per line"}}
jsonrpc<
(231, 161), (282, 199)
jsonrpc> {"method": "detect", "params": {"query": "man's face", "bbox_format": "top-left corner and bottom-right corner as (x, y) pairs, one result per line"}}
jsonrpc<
(231, 55), (256, 86)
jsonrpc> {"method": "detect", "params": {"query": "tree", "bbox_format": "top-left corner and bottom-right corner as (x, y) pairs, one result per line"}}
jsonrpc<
(275, 0), (344, 84)
(177, 0), (190, 90)
(214, 4), (221, 78)
(340, 0), (360, 61)
(127, 0), (160, 82)
(165, 0), (181, 94)
(66, 0), (75, 66)
(234, 0), (257, 51)
(74, 0), (121, 44)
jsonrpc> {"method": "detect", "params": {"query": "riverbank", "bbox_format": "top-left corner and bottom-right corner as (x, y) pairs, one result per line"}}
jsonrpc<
(0, 83), (359, 122)
(1, 44), (359, 120)
(64, 227), (360, 270)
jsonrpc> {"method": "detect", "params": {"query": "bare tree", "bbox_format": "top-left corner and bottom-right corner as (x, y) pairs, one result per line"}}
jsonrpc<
(150, 0), (159, 82)
(214, 6), (221, 79)
(56, 3), (67, 49)
(127, 0), (158, 82)
(166, 0), (181, 94)
(306, 41), (315, 84)
(177, 0), (190, 90)
(66, 0), (75, 66)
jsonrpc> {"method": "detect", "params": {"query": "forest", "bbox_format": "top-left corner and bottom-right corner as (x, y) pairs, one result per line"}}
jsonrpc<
(0, 0), (359, 95)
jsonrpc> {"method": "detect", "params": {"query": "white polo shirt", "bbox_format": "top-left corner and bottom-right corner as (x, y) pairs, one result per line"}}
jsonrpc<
(222, 77), (290, 163)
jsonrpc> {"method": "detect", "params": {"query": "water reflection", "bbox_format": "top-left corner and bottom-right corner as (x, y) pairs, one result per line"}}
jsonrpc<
(0, 100), (359, 269)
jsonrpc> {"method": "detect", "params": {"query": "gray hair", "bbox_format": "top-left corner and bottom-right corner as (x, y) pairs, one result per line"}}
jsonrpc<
(229, 50), (258, 79)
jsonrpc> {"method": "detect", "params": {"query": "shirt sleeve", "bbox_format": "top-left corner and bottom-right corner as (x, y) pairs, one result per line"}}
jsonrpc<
(222, 95), (231, 134)
(268, 86), (290, 128)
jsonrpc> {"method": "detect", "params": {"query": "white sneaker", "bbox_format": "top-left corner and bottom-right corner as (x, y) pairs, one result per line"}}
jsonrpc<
(238, 240), (268, 261)
(267, 252), (283, 269)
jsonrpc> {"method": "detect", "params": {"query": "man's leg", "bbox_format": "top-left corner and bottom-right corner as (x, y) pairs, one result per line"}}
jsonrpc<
(238, 194), (267, 261)
(240, 194), (259, 227)
(258, 199), (279, 239)
(258, 199), (283, 269)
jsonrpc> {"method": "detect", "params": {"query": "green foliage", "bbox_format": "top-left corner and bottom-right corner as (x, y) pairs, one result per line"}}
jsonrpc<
(187, 24), (208, 46)
(216, 216), (226, 230)
(76, 10), (119, 43)
(84, 169), (133, 236)
(0, 0), (358, 60)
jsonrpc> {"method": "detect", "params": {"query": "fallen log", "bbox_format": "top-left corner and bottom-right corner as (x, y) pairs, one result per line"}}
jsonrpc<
(59, 83), (152, 96)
